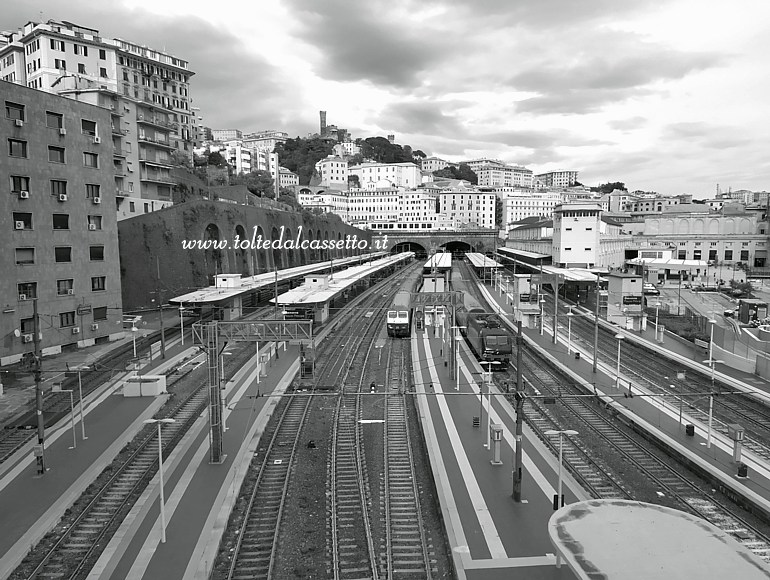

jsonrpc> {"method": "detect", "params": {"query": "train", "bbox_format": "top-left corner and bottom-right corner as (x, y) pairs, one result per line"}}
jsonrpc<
(454, 267), (513, 368)
(387, 290), (412, 337)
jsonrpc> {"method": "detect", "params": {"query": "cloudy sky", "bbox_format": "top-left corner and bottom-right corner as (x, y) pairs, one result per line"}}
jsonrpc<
(4, 0), (770, 197)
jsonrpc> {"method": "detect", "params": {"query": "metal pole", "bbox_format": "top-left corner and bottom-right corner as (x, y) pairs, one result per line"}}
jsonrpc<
(180, 306), (185, 346)
(592, 278), (600, 373)
(513, 320), (524, 502)
(157, 257), (166, 359)
(655, 304), (659, 342)
(33, 299), (45, 474)
(707, 390), (713, 449)
(455, 331), (460, 391)
(486, 372), (492, 449)
(68, 391), (76, 449)
(615, 338), (621, 389)
(557, 434), (564, 510)
(78, 369), (87, 440)
(157, 423), (167, 543)
(567, 313), (572, 355)
(552, 275), (559, 345)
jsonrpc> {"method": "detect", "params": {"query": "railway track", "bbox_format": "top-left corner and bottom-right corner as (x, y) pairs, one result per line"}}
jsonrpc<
(382, 338), (434, 579)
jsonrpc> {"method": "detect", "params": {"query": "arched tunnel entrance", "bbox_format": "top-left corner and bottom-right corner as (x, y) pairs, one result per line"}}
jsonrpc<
(442, 240), (472, 256)
(391, 241), (428, 258)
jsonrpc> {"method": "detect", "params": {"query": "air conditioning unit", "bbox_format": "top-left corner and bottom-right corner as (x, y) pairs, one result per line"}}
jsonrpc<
(93, 136), (101, 144)
(93, 196), (101, 204)
(72, 327), (80, 335)
(19, 191), (29, 199)
(59, 128), (67, 136)
(91, 323), (99, 331)
(58, 194), (68, 202)
(18, 294), (27, 301)
(23, 334), (33, 343)
(15, 221), (25, 230)
(89, 224), (97, 231)
(14, 119), (23, 127)
(67, 289), (75, 295)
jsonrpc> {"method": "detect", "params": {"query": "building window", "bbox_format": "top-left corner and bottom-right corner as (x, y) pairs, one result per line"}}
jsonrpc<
(741, 250), (750, 261)
(99, 49), (106, 60)
(83, 152), (99, 168)
(48, 146), (65, 163)
(46, 111), (63, 128)
(78, 63), (86, 74)
(9, 139), (28, 158)
(81, 119), (97, 136)
(18, 282), (37, 300)
(11, 175), (30, 193)
(93, 306), (108, 320)
(89, 245), (104, 261)
(129, 201), (135, 212)
(724, 249), (733, 261)
(85, 184), (100, 199)
(51, 180), (67, 196)
(52, 214), (70, 230)
(91, 276), (106, 291)
(709, 249), (717, 261)
(678, 250), (687, 260)
(20, 317), (34, 333)
(54, 59), (66, 70)
(55, 247), (72, 262)
(60, 311), (76, 328)
(13, 212), (32, 229)
(5, 101), (24, 121)
(15, 247), (34, 265)
(57, 279), (74, 295)
(87, 215), (102, 229)
(100, 67), (108, 78)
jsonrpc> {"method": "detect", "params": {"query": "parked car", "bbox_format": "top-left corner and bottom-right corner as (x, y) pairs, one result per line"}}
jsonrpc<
(643, 283), (660, 296)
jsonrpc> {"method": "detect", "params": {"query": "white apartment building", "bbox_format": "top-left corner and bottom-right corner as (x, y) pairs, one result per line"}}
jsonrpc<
(225, 143), (252, 175)
(496, 188), (563, 234)
(297, 190), (349, 219)
(253, 149), (278, 180)
(212, 129), (242, 141)
(279, 167), (299, 187)
(421, 156), (449, 172)
(333, 141), (361, 157)
(243, 130), (288, 152)
(0, 19), (197, 158)
(437, 192), (496, 228)
(474, 161), (534, 188)
(535, 170), (579, 188)
(315, 155), (349, 187)
(349, 162), (421, 190)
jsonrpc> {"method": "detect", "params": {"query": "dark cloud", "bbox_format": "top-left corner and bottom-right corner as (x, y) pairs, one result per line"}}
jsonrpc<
(1, 1), (304, 133)
(283, 0), (454, 88)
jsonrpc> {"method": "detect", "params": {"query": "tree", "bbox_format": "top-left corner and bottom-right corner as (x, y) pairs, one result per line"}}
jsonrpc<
(244, 170), (274, 197)
(348, 174), (360, 188)
(348, 153), (365, 166)
(207, 151), (227, 167)
(278, 187), (301, 210)
(590, 181), (627, 193)
(432, 164), (478, 185)
(274, 137), (335, 185)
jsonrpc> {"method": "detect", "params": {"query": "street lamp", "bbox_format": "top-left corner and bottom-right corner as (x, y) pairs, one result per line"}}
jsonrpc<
(481, 361), (499, 448)
(654, 301), (662, 343)
(70, 365), (89, 441)
(614, 333), (624, 390)
(566, 308), (575, 355)
(220, 351), (233, 432)
(451, 326), (466, 391)
(179, 305), (186, 346)
(143, 418), (175, 543)
(544, 429), (579, 511)
(131, 325), (138, 358)
(539, 297), (546, 336)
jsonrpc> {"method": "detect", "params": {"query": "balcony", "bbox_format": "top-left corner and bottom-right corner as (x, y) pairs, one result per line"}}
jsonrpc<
(111, 125), (129, 136)
(115, 188), (128, 197)
(136, 114), (176, 131)
(108, 105), (123, 117)
(140, 171), (175, 184)
(139, 152), (174, 167)
(113, 147), (126, 158)
(137, 134), (174, 149)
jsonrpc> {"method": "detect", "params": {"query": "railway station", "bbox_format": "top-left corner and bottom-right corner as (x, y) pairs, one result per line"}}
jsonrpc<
(272, 252), (415, 324)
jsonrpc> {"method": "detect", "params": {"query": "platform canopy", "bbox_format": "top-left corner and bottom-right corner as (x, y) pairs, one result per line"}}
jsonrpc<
(628, 257), (708, 270)
(466, 252), (502, 269)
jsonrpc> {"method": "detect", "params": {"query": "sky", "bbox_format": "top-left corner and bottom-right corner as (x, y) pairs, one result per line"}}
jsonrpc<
(4, 0), (770, 197)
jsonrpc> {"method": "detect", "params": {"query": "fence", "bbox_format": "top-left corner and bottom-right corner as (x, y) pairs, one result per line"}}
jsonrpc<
(645, 305), (709, 342)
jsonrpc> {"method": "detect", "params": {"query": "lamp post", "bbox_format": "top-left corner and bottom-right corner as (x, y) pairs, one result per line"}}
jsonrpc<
(451, 326), (466, 390)
(481, 361), (498, 448)
(179, 305), (185, 346)
(143, 418), (175, 543)
(131, 325), (138, 359)
(614, 333), (624, 390)
(71, 365), (89, 440)
(654, 301), (662, 343)
(539, 297), (546, 336)
(566, 308), (574, 355)
(544, 429), (579, 512)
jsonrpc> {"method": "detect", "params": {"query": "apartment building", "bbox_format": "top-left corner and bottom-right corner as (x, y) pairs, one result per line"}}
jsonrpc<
(2, 81), (123, 364)
(535, 170), (579, 188)
(315, 155), (349, 187)
(494, 188), (563, 234)
(278, 167), (299, 187)
(297, 189), (349, 219)
(437, 191), (496, 229)
(421, 156), (449, 172)
(243, 130), (288, 153)
(333, 141), (361, 158)
(212, 129), (242, 141)
(224, 142), (252, 175)
(0, 20), (196, 160)
(473, 160), (534, 188)
(349, 162), (421, 190)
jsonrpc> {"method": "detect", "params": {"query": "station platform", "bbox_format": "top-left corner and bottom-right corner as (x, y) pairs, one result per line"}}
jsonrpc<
(412, 326), (587, 579)
(474, 279), (770, 527)
(0, 327), (297, 579)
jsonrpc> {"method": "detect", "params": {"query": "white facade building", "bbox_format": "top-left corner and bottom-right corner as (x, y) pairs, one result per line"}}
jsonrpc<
(497, 188), (563, 234)
(535, 170), (579, 188)
(243, 130), (288, 152)
(279, 167), (299, 187)
(474, 161), (534, 188)
(349, 162), (421, 190)
(333, 141), (361, 157)
(315, 156), (349, 187)
(437, 192), (496, 228)
(225, 143), (252, 174)
(421, 156), (450, 172)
